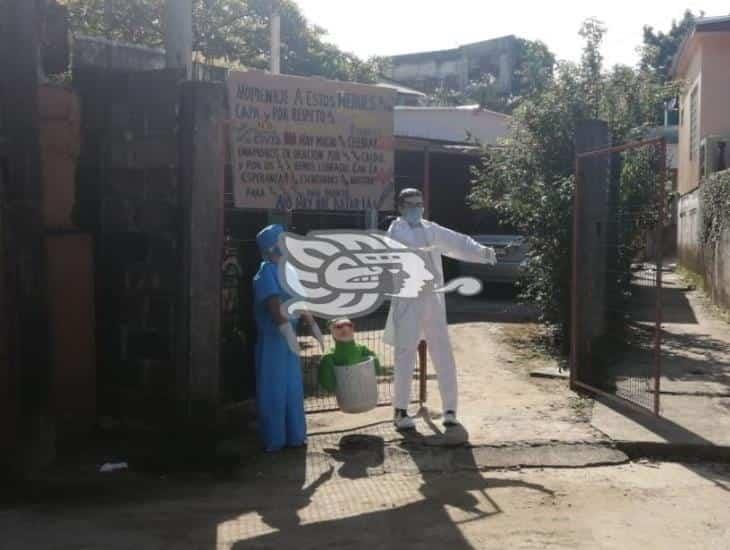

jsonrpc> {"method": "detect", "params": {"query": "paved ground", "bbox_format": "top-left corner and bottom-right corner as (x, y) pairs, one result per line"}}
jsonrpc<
(591, 270), (730, 448)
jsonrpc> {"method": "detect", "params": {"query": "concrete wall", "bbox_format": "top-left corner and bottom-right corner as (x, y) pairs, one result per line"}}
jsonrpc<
(677, 42), (703, 196)
(677, 34), (730, 196)
(678, 185), (730, 310)
(678, 188), (702, 272)
(706, 226), (730, 309)
(394, 106), (511, 144)
(391, 57), (465, 84)
(676, 32), (730, 310)
(698, 35), (730, 140)
(388, 37), (517, 95)
(73, 36), (166, 71)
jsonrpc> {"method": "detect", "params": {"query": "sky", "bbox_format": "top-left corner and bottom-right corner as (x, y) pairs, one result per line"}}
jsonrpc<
(295, 0), (729, 68)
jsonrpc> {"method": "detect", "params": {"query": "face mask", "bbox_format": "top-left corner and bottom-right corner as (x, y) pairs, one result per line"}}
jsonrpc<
(403, 206), (424, 225)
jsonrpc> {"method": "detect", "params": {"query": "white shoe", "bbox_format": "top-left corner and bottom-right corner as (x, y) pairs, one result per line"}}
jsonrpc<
(393, 410), (416, 430)
(443, 411), (459, 427)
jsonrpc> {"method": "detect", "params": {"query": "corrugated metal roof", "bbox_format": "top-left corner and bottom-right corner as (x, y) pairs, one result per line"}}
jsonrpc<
(375, 78), (427, 97)
(395, 104), (511, 118)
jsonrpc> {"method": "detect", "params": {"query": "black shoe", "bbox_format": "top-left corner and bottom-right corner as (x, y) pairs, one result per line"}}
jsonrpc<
(443, 410), (459, 427)
(393, 409), (416, 430)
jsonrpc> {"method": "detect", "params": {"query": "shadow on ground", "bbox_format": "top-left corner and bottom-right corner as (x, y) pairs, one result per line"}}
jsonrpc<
(228, 420), (553, 550)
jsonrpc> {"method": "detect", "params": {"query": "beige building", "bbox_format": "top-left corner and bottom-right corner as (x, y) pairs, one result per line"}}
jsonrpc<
(671, 16), (730, 309)
(672, 16), (730, 196)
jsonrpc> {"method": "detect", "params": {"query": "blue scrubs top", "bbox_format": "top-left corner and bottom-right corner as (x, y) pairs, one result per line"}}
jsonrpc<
(253, 261), (306, 452)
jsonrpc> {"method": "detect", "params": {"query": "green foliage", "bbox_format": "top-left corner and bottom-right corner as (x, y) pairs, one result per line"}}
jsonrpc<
(701, 169), (730, 245)
(579, 17), (605, 117)
(61, 0), (384, 82)
(469, 19), (674, 347)
(612, 147), (664, 301)
(641, 9), (699, 79)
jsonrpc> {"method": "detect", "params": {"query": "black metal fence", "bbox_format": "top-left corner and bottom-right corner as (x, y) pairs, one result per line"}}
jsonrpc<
(572, 138), (667, 414)
(223, 208), (426, 412)
(298, 308), (424, 414)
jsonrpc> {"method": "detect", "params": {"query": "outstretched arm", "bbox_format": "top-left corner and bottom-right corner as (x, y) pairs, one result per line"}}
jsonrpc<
(433, 223), (497, 265)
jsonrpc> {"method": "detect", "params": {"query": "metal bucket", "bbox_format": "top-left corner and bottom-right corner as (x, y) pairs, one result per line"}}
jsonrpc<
(333, 357), (378, 414)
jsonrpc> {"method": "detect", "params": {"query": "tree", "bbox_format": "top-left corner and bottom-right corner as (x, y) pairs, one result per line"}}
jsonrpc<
(469, 19), (675, 350)
(60, 0), (384, 82)
(641, 10), (700, 79)
(579, 17), (606, 117)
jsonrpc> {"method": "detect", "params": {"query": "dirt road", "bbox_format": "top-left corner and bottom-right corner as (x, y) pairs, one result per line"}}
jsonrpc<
(4, 296), (730, 549)
(3, 462), (730, 549)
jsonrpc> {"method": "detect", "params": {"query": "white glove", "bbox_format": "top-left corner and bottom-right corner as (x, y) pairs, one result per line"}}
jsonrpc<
(278, 323), (300, 355)
(310, 321), (325, 352)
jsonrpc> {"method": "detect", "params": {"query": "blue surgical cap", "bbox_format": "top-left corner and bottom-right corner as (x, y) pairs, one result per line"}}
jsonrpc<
(256, 224), (285, 255)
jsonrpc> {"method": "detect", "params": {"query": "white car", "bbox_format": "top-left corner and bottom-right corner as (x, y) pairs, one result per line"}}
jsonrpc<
(459, 234), (527, 284)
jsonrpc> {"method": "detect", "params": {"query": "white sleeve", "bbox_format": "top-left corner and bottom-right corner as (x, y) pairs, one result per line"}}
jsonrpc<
(432, 223), (497, 265)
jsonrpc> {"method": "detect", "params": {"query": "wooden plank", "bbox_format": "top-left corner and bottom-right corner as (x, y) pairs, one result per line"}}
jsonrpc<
(46, 234), (96, 433)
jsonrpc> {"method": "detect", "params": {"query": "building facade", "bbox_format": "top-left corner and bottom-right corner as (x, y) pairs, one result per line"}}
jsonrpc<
(385, 35), (518, 95)
(672, 16), (730, 308)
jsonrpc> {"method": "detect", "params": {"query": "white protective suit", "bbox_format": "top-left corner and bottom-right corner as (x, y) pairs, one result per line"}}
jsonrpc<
(384, 217), (496, 413)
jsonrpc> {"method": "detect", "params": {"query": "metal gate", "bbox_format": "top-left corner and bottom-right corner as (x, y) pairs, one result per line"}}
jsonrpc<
(222, 207), (426, 413)
(571, 137), (667, 415)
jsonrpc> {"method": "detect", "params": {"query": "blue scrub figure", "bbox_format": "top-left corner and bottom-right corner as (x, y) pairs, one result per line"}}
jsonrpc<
(253, 224), (324, 452)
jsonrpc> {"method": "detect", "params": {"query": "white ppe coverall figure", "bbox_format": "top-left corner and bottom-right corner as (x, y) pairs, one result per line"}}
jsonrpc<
(384, 188), (497, 430)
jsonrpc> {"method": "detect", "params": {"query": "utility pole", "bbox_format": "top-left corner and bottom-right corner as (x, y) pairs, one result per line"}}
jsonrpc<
(270, 2), (281, 74)
(164, 0), (193, 79)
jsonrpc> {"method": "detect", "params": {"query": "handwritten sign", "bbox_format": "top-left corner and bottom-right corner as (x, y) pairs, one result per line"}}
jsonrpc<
(227, 70), (396, 211)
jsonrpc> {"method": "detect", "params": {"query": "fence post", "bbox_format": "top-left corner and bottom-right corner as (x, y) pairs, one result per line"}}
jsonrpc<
(572, 120), (611, 389)
(654, 140), (666, 416)
(418, 340), (428, 405)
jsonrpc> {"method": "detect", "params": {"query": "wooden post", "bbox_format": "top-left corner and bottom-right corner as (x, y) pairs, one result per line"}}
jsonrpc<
(418, 340), (428, 405)
(180, 82), (225, 413)
(422, 145), (431, 218)
(164, 0), (193, 79)
(270, 9), (281, 75)
(654, 141), (666, 416)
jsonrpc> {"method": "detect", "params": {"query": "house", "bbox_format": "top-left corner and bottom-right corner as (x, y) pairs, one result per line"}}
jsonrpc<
(384, 35), (518, 95)
(671, 15), (730, 308)
(375, 77), (428, 106)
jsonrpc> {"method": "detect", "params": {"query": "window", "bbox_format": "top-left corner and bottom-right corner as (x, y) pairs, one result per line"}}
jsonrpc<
(689, 85), (699, 160)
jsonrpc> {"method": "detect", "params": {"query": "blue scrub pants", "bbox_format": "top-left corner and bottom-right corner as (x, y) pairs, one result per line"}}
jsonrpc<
(255, 328), (307, 452)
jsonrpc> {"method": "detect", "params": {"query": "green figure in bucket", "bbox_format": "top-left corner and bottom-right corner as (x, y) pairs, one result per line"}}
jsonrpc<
(318, 318), (383, 392)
